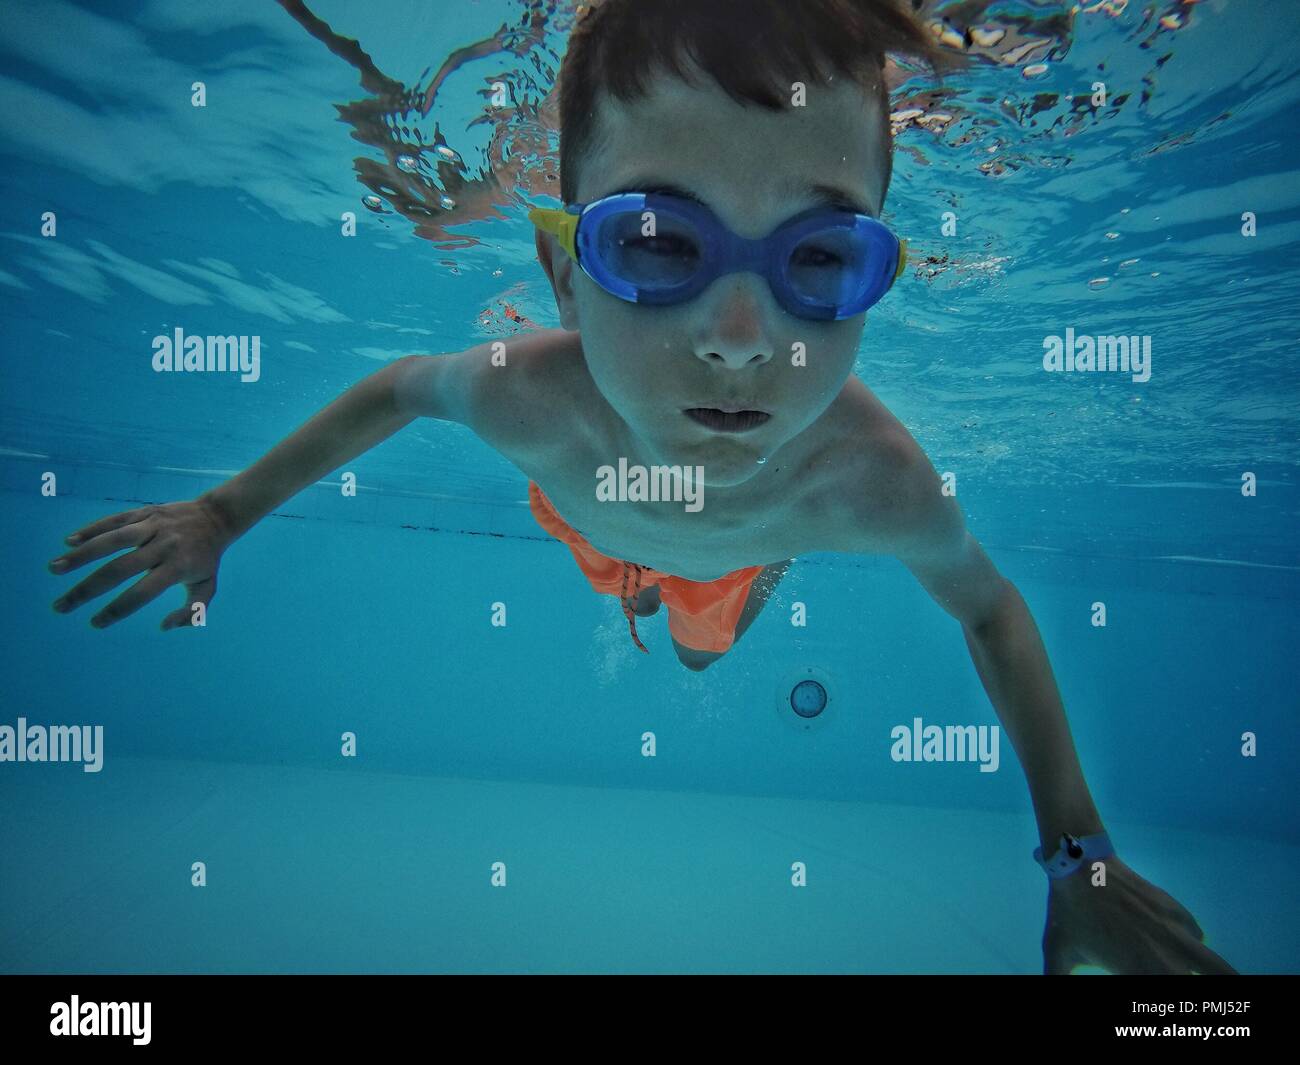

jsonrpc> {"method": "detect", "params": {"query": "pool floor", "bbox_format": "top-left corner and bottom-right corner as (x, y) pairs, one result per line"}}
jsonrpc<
(1, 758), (1280, 973)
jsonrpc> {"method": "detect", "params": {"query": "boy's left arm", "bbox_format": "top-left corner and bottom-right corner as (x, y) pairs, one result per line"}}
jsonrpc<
(867, 447), (1235, 975)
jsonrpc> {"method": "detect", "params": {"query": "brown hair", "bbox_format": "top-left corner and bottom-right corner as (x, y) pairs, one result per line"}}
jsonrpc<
(558, 0), (962, 206)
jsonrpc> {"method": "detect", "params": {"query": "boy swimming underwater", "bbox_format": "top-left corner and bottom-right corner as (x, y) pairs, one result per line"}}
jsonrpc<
(47, 0), (1235, 975)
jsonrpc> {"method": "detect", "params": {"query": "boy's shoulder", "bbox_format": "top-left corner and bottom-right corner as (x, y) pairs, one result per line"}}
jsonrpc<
(394, 328), (596, 458)
(480, 327), (586, 392)
(825, 374), (929, 488)
(497, 325), (584, 364)
(820, 377), (959, 556)
(457, 327), (605, 454)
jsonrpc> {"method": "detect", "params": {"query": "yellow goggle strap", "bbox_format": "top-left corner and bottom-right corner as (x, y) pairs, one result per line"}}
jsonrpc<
(528, 207), (579, 260)
(893, 238), (908, 285)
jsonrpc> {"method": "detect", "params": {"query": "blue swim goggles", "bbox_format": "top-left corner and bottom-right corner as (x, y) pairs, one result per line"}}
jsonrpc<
(529, 191), (907, 322)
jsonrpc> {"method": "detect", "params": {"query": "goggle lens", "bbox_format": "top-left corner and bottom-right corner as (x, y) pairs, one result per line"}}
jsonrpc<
(785, 226), (871, 308)
(593, 210), (703, 289)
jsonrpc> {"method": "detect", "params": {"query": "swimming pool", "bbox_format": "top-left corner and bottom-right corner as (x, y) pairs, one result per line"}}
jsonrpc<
(1, 0), (1296, 975)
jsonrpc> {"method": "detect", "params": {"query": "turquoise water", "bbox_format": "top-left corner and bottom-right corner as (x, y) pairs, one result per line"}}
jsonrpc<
(1, 0), (1297, 973)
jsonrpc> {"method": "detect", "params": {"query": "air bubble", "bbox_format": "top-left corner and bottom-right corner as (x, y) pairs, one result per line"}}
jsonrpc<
(917, 112), (954, 130)
(1022, 64), (1049, 79)
(362, 195), (384, 212)
(397, 154), (419, 173)
(435, 145), (463, 166)
(936, 26), (964, 50)
(439, 194), (456, 210)
(1087, 277), (1110, 290)
(968, 26), (1005, 48)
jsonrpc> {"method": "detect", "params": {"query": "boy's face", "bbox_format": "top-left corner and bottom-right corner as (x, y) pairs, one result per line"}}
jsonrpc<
(538, 65), (889, 488)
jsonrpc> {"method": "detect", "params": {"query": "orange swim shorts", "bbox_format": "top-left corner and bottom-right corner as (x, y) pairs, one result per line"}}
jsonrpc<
(528, 480), (765, 654)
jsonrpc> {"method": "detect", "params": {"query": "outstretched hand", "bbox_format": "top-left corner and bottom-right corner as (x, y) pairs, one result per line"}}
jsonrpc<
(1042, 855), (1237, 974)
(49, 499), (231, 631)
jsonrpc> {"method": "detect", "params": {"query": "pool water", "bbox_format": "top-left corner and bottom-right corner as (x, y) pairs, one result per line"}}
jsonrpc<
(1, 0), (1296, 973)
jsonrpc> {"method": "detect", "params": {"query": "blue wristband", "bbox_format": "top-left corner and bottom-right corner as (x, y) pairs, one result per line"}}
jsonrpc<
(1033, 832), (1114, 878)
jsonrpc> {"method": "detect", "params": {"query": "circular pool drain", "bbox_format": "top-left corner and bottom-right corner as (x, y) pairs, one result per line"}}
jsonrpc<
(789, 679), (828, 718)
(775, 666), (835, 730)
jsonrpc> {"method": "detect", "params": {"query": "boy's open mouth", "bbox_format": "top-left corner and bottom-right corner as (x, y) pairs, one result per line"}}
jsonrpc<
(684, 408), (771, 433)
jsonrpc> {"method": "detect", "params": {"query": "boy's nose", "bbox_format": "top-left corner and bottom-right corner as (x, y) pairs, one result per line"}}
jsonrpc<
(691, 275), (775, 369)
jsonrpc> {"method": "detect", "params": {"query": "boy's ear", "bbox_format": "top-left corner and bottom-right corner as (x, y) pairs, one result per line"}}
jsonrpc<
(535, 228), (580, 332)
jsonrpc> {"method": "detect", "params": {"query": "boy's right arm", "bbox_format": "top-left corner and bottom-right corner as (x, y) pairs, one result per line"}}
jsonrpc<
(208, 330), (540, 538)
(49, 351), (461, 629)
(49, 331), (563, 629)
(202, 355), (421, 542)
